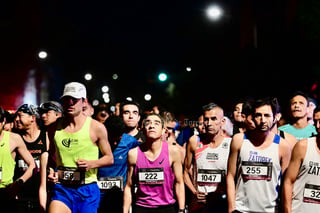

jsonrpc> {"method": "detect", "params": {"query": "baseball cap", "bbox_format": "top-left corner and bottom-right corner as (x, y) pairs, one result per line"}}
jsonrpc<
(39, 101), (63, 113)
(61, 82), (87, 99)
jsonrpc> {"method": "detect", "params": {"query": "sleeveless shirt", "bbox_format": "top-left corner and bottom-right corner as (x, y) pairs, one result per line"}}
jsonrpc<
(0, 131), (15, 188)
(291, 137), (320, 212)
(194, 137), (231, 193)
(235, 134), (282, 212)
(54, 117), (98, 184)
(134, 141), (175, 207)
(14, 129), (47, 197)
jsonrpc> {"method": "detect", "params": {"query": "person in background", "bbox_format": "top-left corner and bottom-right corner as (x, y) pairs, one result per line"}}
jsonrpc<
(0, 106), (36, 213)
(98, 115), (140, 213)
(93, 104), (110, 124)
(47, 82), (114, 213)
(282, 105), (320, 212)
(231, 100), (245, 135)
(161, 111), (185, 163)
(83, 101), (94, 117)
(39, 101), (63, 127)
(278, 91), (317, 141)
(271, 100), (297, 149)
(123, 113), (185, 213)
(222, 116), (234, 137)
(307, 96), (317, 125)
(120, 100), (145, 143)
(4, 110), (15, 132)
(13, 103), (50, 212)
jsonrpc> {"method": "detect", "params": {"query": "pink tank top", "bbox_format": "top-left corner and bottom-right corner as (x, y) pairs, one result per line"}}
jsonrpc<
(134, 141), (175, 207)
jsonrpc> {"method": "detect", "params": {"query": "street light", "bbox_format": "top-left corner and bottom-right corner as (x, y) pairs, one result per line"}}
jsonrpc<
(206, 4), (223, 21)
(158, 73), (168, 82)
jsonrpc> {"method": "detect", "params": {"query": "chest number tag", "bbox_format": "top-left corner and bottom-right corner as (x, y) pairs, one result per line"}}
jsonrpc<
(98, 176), (123, 191)
(197, 169), (224, 185)
(241, 161), (272, 181)
(303, 183), (320, 204)
(57, 166), (85, 185)
(138, 167), (164, 185)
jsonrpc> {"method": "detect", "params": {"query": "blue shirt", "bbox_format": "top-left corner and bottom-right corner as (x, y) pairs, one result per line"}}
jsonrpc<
(98, 133), (139, 185)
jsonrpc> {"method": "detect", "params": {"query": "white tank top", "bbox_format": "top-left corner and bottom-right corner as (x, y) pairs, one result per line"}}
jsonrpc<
(291, 137), (320, 212)
(193, 137), (231, 193)
(235, 134), (282, 212)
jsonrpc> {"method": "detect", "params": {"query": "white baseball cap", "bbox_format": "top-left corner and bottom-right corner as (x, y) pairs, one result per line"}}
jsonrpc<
(61, 82), (87, 99)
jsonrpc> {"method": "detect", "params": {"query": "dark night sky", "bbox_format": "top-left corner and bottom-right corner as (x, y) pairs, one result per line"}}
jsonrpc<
(0, 0), (320, 116)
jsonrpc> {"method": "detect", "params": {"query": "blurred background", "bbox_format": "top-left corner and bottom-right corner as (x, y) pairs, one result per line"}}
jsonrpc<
(1, 0), (320, 116)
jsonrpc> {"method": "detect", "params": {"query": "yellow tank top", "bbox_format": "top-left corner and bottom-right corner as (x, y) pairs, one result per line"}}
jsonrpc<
(54, 117), (98, 184)
(0, 131), (16, 188)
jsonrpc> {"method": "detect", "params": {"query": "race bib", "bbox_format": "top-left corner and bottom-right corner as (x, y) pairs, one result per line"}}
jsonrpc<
(57, 166), (85, 185)
(138, 167), (164, 185)
(197, 169), (224, 185)
(98, 176), (123, 191)
(303, 183), (320, 204)
(241, 161), (272, 181)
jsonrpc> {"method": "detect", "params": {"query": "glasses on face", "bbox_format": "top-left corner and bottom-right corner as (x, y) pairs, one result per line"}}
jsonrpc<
(16, 104), (39, 117)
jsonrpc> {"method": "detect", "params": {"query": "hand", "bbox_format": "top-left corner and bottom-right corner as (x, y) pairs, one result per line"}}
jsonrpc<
(48, 167), (58, 183)
(196, 191), (208, 204)
(76, 159), (90, 171)
(6, 179), (23, 200)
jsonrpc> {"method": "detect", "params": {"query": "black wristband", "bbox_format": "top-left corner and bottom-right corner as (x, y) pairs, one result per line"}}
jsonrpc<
(16, 178), (24, 186)
(178, 209), (185, 213)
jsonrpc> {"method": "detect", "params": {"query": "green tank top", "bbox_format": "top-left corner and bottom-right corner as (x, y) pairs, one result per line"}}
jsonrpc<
(0, 131), (16, 188)
(54, 117), (98, 184)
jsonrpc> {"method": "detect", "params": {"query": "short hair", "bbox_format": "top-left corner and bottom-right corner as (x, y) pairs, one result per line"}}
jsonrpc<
(120, 100), (141, 115)
(0, 107), (6, 122)
(160, 111), (176, 123)
(253, 97), (280, 118)
(202, 102), (219, 112)
(104, 115), (126, 140)
(290, 91), (309, 106)
(314, 105), (320, 115)
(143, 112), (164, 128)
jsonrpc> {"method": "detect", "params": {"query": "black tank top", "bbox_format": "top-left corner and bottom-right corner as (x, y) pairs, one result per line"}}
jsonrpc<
(14, 130), (47, 199)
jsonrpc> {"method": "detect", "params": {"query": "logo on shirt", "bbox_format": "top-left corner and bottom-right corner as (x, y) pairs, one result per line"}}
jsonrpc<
(159, 158), (165, 164)
(206, 153), (218, 160)
(308, 161), (320, 176)
(248, 151), (272, 162)
(61, 138), (78, 148)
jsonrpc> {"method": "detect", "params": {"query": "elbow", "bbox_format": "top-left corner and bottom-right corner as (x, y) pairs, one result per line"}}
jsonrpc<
(109, 156), (114, 166)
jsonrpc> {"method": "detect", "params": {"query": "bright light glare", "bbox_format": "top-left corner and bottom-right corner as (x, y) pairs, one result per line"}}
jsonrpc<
(112, 74), (118, 80)
(126, 97), (133, 101)
(92, 99), (99, 106)
(186, 67), (191, 72)
(144, 94), (152, 101)
(101, 86), (109, 93)
(38, 51), (47, 59)
(84, 73), (92, 81)
(158, 73), (167, 81)
(206, 5), (223, 21)
(102, 93), (109, 99)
